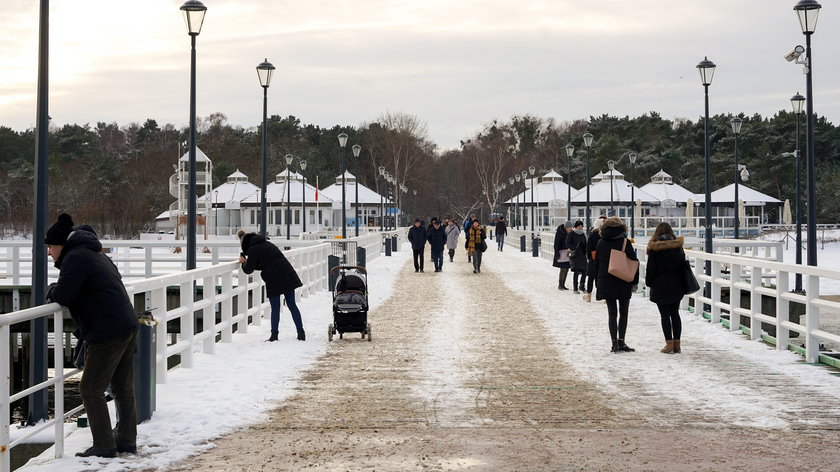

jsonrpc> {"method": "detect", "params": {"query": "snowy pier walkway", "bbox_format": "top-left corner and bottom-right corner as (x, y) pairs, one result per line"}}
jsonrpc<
(19, 242), (840, 471)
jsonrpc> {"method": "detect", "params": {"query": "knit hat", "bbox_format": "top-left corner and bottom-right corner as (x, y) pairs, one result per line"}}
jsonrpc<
(592, 218), (603, 230)
(563, 221), (573, 228)
(45, 213), (74, 245)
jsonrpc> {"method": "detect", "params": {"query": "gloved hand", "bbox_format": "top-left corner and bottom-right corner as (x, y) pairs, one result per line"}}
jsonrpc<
(45, 283), (58, 303)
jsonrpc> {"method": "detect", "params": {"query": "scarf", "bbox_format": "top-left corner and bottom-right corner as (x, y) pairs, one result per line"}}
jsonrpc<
(468, 226), (482, 254)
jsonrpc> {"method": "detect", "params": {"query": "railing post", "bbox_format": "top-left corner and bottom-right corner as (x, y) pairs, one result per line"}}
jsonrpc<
(0, 324), (9, 472)
(145, 247), (153, 278)
(53, 310), (64, 459)
(202, 275), (215, 355)
(221, 272), (233, 343)
(805, 274), (820, 363)
(236, 269), (250, 334)
(12, 246), (20, 286)
(750, 265), (762, 341)
(775, 270), (790, 350)
(179, 280), (195, 368)
(152, 287), (167, 384)
(730, 264), (742, 332)
(711, 261), (722, 324)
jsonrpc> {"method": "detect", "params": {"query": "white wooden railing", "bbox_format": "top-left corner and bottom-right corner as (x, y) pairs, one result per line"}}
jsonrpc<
(1, 232), (390, 471)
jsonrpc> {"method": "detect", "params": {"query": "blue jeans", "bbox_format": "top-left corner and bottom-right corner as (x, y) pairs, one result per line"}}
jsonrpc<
(431, 249), (444, 271)
(268, 291), (304, 334)
(497, 233), (505, 250)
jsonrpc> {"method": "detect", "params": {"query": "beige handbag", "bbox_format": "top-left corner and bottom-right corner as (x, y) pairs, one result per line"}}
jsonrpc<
(607, 238), (639, 283)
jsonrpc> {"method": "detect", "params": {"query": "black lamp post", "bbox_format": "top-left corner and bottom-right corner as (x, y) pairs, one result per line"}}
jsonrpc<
(385, 173), (393, 230)
(628, 152), (637, 238)
(607, 160), (616, 216)
(181, 0), (207, 270)
(300, 159), (307, 233)
(413, 189), (417, 220)
(697, 57), (716, 262)
(520, 170), (528, 228)
(378, 166), (385, 231)
(565, 144), (574, 222)
(583, 132), (594, 232)
(794, 0), (821, 267)
(529, 166), (536, 232)
(338, 132), (348, 238)
(514, 174), (521, 229)
(791, 92), (805, 292)
(730, 117), (743, 242)
(352, 144), (361, 237)
(284, 153), (293, 239)
(508, 176), (515, 225)
(256, 58), (274, 237)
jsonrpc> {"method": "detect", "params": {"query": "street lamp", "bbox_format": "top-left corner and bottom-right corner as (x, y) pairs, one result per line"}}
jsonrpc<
(385, 173), (393, 230)
(583, 132), (594, 232)
(528, 166), (536, 232)
(256, 58), (275, 237)
(285, 153), (293, 239)
(338, 132), (348, 238)
(300, 159), (307, 234)
(508, 176), (515, 226)
(520, 170), (528, 229)
(565, 144), (575, 222)
(697, 56), (716, 263)
(352, 144), (361, 237)
(607, 160), (616, 216)
(791, 91), (806, 291)
(181, 0), (207, 270)
(793, 0), (821, 267)
(628, 152), (637, 238)
(413, 189), (417, 220)
(378, 166), (385, 231)
(214, 190), (219, 235)
(515, 173), (522, 229)
(730, 117), (743, 242)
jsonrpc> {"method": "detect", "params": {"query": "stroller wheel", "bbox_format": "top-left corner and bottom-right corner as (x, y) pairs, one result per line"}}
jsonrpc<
(366, 323), (372, 342)
(328, 323), (334, 342)
(339, 331), (343, 339)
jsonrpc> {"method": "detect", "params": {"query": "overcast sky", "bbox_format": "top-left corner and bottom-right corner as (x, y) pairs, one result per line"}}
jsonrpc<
(1, 0), (838, 151)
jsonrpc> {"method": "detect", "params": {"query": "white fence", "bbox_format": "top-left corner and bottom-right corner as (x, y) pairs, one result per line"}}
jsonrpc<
(1, 233), (389, 471)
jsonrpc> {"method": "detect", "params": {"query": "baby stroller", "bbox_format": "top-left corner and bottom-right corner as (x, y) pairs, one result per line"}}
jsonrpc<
(329, 265), (371, 341)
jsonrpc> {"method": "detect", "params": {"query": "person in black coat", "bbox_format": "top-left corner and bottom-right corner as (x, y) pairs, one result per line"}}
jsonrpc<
(553, 222), (571, 290)
(566, 220), (588, 294)
(593, 216), (639, 353)
(46, 214), (139, 458)
(238, 231), (305, 341)
(645, 222), (687, 354)
(426, 218), (447, 272)
(495, 216), (507, 251)
(407, 218), (427, 272)
(583, 216), (606, 302)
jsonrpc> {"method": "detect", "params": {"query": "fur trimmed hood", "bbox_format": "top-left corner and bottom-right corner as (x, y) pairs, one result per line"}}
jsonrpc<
(647, 235), (685, 253)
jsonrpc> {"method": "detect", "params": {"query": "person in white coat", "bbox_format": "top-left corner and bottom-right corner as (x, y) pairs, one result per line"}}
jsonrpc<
(445, 219), (461, 262)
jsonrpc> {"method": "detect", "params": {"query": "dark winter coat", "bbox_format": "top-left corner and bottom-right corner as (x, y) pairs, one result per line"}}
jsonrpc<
(645, 235), (687, 304)
(593, 220), (639, 300)
(427, 224), (447, 252)
(552, 226), (570, 269)
(585, 229), (601, 277)
(408, 225), (427, 250)
(49, 229), (138, 345)
(495, 220), (507, 236)
(241, 233), (303, 297)
(566, 230), (588, 273)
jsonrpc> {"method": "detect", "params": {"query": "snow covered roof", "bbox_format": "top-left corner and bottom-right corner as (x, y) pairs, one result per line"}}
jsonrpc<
(274, 168), (304, 183)
(710, 183), (782, 206)
(178, 147), (211, 163)
(227, 170), (248, 182)
(640, 172), (699, 204)
(198, 176), (261, 206)
(570, 173), (660, 204)
(504, 174), (578, 205)
(321, 175), (391, 205)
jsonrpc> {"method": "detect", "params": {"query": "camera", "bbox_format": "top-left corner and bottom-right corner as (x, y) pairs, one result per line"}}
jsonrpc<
(784, 45), (805, 62)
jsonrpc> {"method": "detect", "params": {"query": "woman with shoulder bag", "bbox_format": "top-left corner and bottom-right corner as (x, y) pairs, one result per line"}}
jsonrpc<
(593, 217), (639, 353)
(467, 220), (487, 273)
(645, 222), (686, 354)
(566, 220), (588, 294)
(553, 222), (572, 290)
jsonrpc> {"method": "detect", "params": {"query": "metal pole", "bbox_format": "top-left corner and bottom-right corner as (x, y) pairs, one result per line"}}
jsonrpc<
(704, 83), (713, 278)
(630, 162), (635, 239)
(260, 86), (268, 237)
(187, 34), (198, 270)
(355, 161), (360, 237)
(530, 177), (535, 233)
(28, 0), (50, 425)
(795, 112), (803, 291)
(379, 176), (384, 232)
(585, 149), (591, 232)
(734, 131), (740, 242)
(804, 33), (817, 267)
(341, 147), (347, 238)
(302, 174), (306, 233)
(609, 168), (614, 216)
(567, 154), (572, 222)
(286, 166), (291, 239)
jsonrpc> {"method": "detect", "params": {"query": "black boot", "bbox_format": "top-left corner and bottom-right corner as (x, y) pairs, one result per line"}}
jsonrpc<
(297, 330), (306, 341)
(267, 332), (278, 342)
(610, 340), (619, 353)
(559, 268), (569, 290)
(617, 339), (635, 352)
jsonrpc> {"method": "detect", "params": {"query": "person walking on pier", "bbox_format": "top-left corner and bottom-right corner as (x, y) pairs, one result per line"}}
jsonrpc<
(553, 222), (571, 290)
(238, 231), (305, 342)
(427, 218), (447, 272)
(467, 219), (487, 273)
(567, 220), (588, 294)
(645, 222), (686, 354)
(445, 218), (461, 262)
(408, 218), (427, 273)
(583, 217), (606, 302)
(593, 217), (639, 353)
(45, 213), (139, 458)
(495, 216), (507, 251)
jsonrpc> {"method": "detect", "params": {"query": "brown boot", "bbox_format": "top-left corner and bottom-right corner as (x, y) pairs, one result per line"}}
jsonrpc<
(660, 340), (674, 354)
(673, 339), (681, 353)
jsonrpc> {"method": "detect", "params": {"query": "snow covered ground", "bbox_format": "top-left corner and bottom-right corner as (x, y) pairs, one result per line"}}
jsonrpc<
(14, 237), (840, 471)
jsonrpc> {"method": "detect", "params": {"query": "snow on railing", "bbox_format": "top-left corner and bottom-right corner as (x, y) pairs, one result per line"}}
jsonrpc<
(0, 232), (388, 471)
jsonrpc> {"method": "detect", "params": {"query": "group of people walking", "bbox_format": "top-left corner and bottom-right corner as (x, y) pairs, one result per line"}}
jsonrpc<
(409, 216), (489, 274)
(553, 216), (688, 355)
